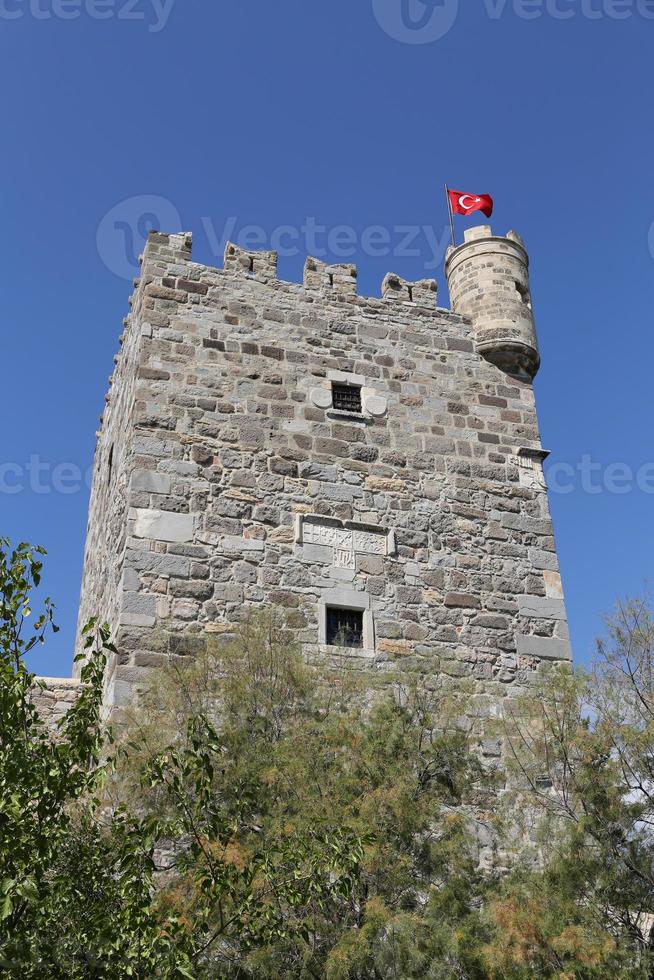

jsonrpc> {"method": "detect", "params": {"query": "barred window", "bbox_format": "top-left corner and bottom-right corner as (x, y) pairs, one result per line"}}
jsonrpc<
(326, 607), (364, 648)
(332, 383), (362, 413)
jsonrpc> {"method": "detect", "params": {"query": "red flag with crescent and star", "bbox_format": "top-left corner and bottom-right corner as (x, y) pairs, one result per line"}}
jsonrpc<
(448, 189), (494, 218)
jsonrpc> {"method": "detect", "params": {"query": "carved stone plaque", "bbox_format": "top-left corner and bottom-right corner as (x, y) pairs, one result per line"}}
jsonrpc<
(515, 454), (546, 490)
(353, 529), (386, 556)
(303, 522), (353, 550)
(334, 549), (356, 569)
(298, 515), (394, 559)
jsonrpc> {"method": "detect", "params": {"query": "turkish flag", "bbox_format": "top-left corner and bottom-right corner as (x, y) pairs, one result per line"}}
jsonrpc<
(448, 189), (494, 218)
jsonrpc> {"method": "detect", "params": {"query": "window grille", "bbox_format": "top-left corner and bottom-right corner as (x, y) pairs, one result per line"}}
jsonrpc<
(326, 607), (364, 648)
(331, 383), (362, 413)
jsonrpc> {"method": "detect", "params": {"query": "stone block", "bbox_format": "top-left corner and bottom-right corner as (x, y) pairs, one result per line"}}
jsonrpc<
(130, 469), (171, 494)
(222, 535), (265, 553)
(543, 570), (564, 598)
(357, 555), (384, 576)
(122, 592), (156, 616)
(518, 596), (567, 620)
(302, 543), (333, 564)
(133, 509), (195, 543)
(516, 634), (572, 662)
(124, 550), (190, 578)
(528, 548), (559, 571)
(122, 569), (140, 591)
(299, 462), (338, 482)
(444, 593), (481, 609)
(170, 579), (215, 601)
(105, 678), (134, 708)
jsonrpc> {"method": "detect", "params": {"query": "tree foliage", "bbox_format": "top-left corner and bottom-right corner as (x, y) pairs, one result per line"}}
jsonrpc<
(487, 596), (654, 978)
(4, 535), (654, 978)
(0, 541), (489, 977)
(0, 538), (191, 977)
(118, 614), (493, 977)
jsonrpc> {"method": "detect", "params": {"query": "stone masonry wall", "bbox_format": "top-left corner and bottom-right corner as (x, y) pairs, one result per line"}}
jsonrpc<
(75, 230), (571, 725)
(29, 677), (83, 732)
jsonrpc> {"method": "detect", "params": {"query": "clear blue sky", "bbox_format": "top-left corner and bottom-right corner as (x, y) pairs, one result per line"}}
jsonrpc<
(2, 0), (651, 676)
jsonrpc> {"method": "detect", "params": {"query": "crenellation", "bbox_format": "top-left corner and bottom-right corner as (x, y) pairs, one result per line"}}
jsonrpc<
(381, 272), (437, 308)
(224, 241), (278, 280)
(304, 257), (358, 297)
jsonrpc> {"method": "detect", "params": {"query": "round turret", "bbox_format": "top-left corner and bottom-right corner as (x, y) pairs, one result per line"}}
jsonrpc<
(445, 226), (540, 381)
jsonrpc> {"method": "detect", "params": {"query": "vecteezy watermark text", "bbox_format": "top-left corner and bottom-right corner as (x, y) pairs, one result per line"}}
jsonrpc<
(372, 0), (654, 44)
(96, 195), (453, 281)
(201, 216), (451, 269)
(545, 456), (654, 495)
(484, 0), (654, 18)
(0, 457), (93, 495)
(2, 454), (654, 496)
(0, 0), (175, 31)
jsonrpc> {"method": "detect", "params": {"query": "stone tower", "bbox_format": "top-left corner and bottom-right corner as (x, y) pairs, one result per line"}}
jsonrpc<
(445, 226), (540, 382)
(75, 225), (571, 723)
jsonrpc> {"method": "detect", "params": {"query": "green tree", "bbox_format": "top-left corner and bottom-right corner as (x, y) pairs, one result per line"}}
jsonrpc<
(0, 538), (193, 977)
(18, 534), (637, 978)
(5, 541), (488, 978)
(483, 596), (654, 978)
(118, 614), (494, 978)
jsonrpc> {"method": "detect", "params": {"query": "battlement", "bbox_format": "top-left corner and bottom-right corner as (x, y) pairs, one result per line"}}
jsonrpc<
(138, 226), (528, 305)
(455, 225), (526, 249)
(304, 256), (358, 298)
(138, 232), (445, 313)
(132, 229), (539, 383)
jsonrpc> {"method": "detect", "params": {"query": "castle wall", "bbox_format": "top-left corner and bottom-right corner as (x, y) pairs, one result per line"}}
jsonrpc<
(75, 231), (571, 720)
(29, 677), (83, 731)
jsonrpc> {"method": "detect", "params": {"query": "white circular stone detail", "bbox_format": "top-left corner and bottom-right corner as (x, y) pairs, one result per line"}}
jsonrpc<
(311, 387), (332, 409)
(365, 395), (387, 417)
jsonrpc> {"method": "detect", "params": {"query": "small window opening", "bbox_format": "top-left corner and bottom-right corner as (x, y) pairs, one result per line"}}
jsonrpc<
(327, 272), (334, 288)
(326, 607), (363, 648)
(516, 281), (531, 308)
(247, 256), (254, 278)
(407, 285), (413, 302)
(332, 383), (362, 414)
(108, 444), (114, 483)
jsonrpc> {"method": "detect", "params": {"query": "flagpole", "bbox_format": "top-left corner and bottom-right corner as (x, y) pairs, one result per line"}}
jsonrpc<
(445, 184), (456, 248)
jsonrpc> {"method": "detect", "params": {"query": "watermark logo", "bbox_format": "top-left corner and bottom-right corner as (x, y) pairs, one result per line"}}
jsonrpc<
(372, 0), (459, 43)
(372, 0), (654, 43)
(96, 194), (182, 280)
(97, 200), (453, 281)
(201, 216), (452, 273)
(0, 0), (175, 31)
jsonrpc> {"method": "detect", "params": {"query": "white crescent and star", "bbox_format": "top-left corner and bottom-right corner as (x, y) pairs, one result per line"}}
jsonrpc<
(459, 194), (482, 211)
